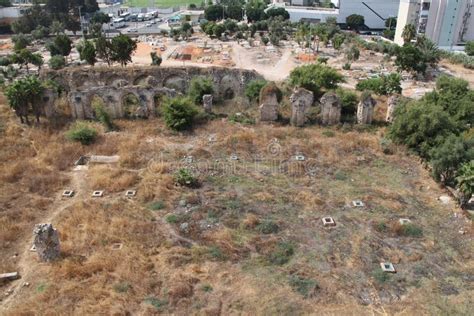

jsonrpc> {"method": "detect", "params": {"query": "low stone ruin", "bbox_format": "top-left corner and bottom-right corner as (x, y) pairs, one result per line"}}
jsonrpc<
(357, 94), (377, 124)
(320, 92), (342, 125)
(386, 94), (401, 123)
(259, 83), (280, 122)
(202, 94), (213, 113)
(33, 223), (60, 262)
(290, 87), (314, 127)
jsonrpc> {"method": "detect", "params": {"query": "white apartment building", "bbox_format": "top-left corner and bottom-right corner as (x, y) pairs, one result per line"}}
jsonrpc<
(394, 0), (474, 48)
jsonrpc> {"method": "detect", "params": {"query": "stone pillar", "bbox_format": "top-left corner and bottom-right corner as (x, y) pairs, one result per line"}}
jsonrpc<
(386, 94), (400, 123)
(290, 87), (314, 127)
(259, 85), (279, 122)
(357, 94), (376, 124)
(203, 94), (213, 113)
(320, 92), (342, 125)
(33, 223), (60, 262)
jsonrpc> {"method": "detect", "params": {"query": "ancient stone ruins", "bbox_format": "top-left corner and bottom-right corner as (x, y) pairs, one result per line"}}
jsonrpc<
(33, 223), (60, 262)
(357, 94), (377, 124)
(290, 87), (314, 127)
(202, 94), (213, 113)
(320, 92), (342, 125)
(39, 66), (261, 120)
(259, 83), (280, 122)
(386, 94), (401, 123)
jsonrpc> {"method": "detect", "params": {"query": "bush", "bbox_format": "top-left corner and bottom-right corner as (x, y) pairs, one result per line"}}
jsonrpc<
(372, 269), (391, 283)
(66, 122), (98, 145)
(289, 275), (319, 298)
(342, 63), (351, 70)
(48, 55), (65, 70)
(335, 87), (358, 118)
(228, 112), (255, 125)
(356, 73), (401, 95)
(267, 241), (294, 265)
(174, 168), (198, 187)
(256, 220), (279, 234)
(465, 41), (474, 56)
(188, 77), (214, 104)
(397, 223), (423, 237)
(162, 97), (199, 131)
(166, 214), (178, 223)
(150, 52), (162, 66)
(245, 79), (267, 102)
(289, 63), (344, 97)
(92, 99), (114, 131)
(149, 200), (165, 210)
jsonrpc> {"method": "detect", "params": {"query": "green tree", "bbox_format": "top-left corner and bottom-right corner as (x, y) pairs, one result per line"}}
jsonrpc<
(162, 97), (199, 131)
(289, 63), (344, 97)
(31, 53), (44, 74)
(50, 20), (65, 35)
(48, 34), (72, 57)
(266, 7), (289, 20)
(90, 12), (111, 24)
(110, 34), (137, 67)
(31, 25), (49, 40)
(150, 52), (162, 66)
(212, 23), (225, 38)
(456, 161), (474, 206)
(95, 35), (113, 66)
(345, 45), (360, 64)
(466, 41), (474, 56)
(332, 33), (345, 50)
(415, 35), (440, 67)
(402, 23), (416, 44)
(245, 0), (267, 22)
(389, 100), (457, 158)
(204, 4), (224, 21)
(346, 14), (364, 31)
(385, 17), (397, 29)
(395, 44), (427, 75)
(245, 79), (267, 102)
(356, 73), (402, 95)
(48, 55), (66, 69)
(188, 77), (214, 104)
(77, 39), (97, 66)
(225, 5), (243, 21)
(12, 33), (31, 51)
(429, 134), (474, 185)
(5, 75), (44, 124)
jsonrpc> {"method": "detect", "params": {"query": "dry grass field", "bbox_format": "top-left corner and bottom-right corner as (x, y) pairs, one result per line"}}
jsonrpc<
(0, 93), (473, 315)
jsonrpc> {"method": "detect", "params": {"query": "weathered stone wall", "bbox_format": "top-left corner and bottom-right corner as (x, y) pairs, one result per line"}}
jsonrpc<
(320, 92), (341, 125)
(41, 66), (262, 119)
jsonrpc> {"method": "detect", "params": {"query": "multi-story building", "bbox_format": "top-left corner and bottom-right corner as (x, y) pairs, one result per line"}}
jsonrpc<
(394, 0), (474, 48)
(270, 0), (400, 29)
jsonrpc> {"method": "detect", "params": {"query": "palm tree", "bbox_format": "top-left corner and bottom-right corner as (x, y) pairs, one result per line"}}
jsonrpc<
(415, 35), (440, 67)
(402, 24), (416, 44)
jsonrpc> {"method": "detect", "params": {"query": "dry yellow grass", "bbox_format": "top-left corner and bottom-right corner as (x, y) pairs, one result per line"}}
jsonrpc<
(1, 96), (472, 315)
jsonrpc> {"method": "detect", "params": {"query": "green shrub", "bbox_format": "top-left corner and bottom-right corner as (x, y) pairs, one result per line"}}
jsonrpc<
(289, 275), (319, 298)
(342, 63), (351, 70)
(228, 112), (255, 125)
(372, 269), (391, 283)
(267, 241), (294, 265)
(201, 284), (213, 292)
(356, 73), (401, 95)
(208, 245), (226, 261)
(48, 55), (66, 70)
(335, 87), (358, 118)
(188, 77), (214, 105)
(322, 130), (335, 137)
(375, 221), (388, 232)
(149, 200), (165, 210)
(165, 214), (178, 223)
(162, 97), (199, 131)
(66, 122), (97, 145)
(150, 52), (162, 66)
(399, 223), (423, 237)
(92, 99), (114, 131)
(245, 79), (267, 102)
(174, 168), (198, 187)
(289, 63), (344, 97)
(113, 282), (131, 293)
(144, 297), (167, 310)
(256, 220), (279, 234)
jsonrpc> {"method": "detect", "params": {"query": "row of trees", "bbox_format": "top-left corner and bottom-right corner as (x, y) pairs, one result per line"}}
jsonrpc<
(77, 35), (138, 67)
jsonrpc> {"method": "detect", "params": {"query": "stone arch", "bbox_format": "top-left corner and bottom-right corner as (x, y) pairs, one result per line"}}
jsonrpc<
(133, 75), (158, 87)
(121, 91), (148, 119)
(163, 74), (186, 93)
(219, 75), (239, 100)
